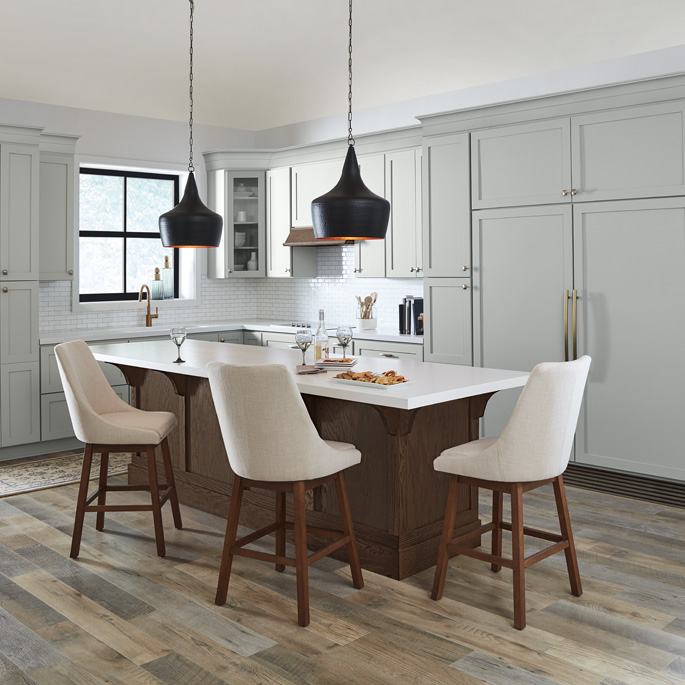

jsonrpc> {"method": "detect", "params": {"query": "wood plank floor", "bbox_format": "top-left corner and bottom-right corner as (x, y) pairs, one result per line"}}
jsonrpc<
(0, 476), (684, 684)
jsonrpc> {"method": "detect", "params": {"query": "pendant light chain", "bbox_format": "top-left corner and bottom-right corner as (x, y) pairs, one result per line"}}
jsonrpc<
(188, 0), (195, 172)
(347, 0), (354, 146)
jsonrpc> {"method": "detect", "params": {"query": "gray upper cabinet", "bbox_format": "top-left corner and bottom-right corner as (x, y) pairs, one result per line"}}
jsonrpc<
(472, 205), (573, 437)
(39, 138), (77, 280)
(291, 159), (342, 228)
(0, 281), (39, 365)
(571, 101), (685, 202)
(573, 198), (685, 482)
(267, 167), (316, 279)
(354, 153), (386, 278)
(0, 143), (39, 280)
(422, 133), (471, 277)
(471, 118), (572, 209)
(385, 149), (422, 278)
(423, 277), (472, 365)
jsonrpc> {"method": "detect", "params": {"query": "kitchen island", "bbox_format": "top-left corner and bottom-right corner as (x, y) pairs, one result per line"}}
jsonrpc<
(91, 339), (528, 579)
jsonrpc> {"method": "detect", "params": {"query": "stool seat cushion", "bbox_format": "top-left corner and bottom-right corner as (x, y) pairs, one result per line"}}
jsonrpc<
(434, 437), (502, 480)
(98, 410), (177, 446)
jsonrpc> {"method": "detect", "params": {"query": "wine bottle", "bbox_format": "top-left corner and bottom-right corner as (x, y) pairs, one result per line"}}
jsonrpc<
(314, 309), (329, 362)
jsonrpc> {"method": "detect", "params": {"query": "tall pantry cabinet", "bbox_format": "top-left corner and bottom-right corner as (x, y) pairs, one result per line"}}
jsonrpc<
(471, 100), (685, 481)
(0, 126), (41, 447)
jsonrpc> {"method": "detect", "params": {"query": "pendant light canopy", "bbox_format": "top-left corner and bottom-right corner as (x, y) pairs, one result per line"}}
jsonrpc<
(160, 0), (222, 248)
(311, 0), (389, 241)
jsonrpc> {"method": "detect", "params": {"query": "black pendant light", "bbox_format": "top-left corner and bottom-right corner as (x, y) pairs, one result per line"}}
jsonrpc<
(311, 0), (390, 241)
(160, 0), (222, 248)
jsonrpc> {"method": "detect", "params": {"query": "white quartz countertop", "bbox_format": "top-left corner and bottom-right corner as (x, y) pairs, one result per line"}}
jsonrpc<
(40, 320), (424, 346)
(90, 339), (528, 411)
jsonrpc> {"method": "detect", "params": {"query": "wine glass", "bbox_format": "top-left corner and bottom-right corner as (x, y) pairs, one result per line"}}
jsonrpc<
(295, 329), (313, 366)
(336, 325), (353, 358)
(170, 327), (187, 364)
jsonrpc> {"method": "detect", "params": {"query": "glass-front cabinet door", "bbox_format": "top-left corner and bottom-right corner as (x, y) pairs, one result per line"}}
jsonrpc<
(226, 171), (265, 277)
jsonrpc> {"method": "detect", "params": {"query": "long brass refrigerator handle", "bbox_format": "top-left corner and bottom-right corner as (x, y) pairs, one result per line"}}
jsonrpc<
(564, 289), (569, 362)
(572, 289), (578, 361)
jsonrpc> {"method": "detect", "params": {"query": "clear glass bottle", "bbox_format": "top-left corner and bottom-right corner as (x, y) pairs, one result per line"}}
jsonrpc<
(162, 255), (174, 299)
(314, 309), (329, 362)
(151, 267), (164, 300)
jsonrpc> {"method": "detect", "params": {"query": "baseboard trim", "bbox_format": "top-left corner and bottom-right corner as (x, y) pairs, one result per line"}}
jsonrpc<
(564, 463), (685, 508)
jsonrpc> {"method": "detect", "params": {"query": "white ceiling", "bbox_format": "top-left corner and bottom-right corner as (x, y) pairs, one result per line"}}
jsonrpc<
(4, 0), (685, 131)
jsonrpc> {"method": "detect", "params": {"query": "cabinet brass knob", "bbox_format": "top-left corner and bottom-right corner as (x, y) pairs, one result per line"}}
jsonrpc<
(562, 189), (568, 197)
(285, 268), (290, 273)
(220, 338), (225, 342)
(409, 267), (415, 273)
(2, 288), (7, 293)
(462, 284), (469, 290)
(415, 267), (421, 273)
(68, 269), (73, 275)
(571, 188), (577, 195)
(228, 269), (232, 273)
(2, 270), (7, 275)
(353, 268), (358, 273)
(462, 265), (468, 272)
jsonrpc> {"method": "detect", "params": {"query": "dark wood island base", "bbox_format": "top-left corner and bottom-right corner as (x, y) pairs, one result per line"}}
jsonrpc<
(119, 364), (492, 579)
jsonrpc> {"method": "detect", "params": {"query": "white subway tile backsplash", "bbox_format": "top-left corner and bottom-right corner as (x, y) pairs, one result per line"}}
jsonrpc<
(40, 246), (423, 332)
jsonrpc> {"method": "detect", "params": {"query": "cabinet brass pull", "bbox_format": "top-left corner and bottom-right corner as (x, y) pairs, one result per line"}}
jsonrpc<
(462, 265), (468, 271)
(353, 268), (358, 273)
(2, 270), (7, 275)
(571, 189), (577, 196)
(2, 288), (7, 293)
(409, 267), (415, 272)
(462, 283), (468, 290)
(220, 338), (225, 342)
(415, 267), (422, 273)
(564, 289), (569, 362)
(228, 269), (232, 273)
(289, 345), (299, 349)
(380, 353), (398, 358)
(68, 269), (73, 275)
(562, 189), (568, 197)
(572, 289), (578, 360)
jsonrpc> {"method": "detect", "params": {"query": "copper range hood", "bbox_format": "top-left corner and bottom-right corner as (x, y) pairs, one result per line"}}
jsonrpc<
(282, 226), (354, 247)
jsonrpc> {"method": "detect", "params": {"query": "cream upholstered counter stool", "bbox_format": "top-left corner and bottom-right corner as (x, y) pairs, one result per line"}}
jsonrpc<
(431, 356), (591, 630)
(55, 340), (182, 559)
(207, 362), (364, 627)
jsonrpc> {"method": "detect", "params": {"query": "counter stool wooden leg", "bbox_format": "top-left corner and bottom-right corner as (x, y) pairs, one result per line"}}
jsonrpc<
(431, 475), (460, 601)
(511, 483), (526, 630)
(491, 489), (503, 572)
(146, 446), (166, 557)
(554, 475), (582, 597)
(71, 444), (94, 559)
(215, 475), (244, 605)
(95, 451), (109, 531)
(334, 472), (363, 589)
(275, 491), (286, 572)
(293, 481), (310, 627)
(160, 437), (182, 529)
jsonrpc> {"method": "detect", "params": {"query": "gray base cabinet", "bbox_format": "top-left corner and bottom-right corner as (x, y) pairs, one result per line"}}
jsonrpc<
(218, 331), (244, 345)
(1, 362), (40, 447)
(423, 278), (472, 366)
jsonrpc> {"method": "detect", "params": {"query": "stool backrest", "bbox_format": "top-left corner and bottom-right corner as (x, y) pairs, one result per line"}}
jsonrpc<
(207, 361), (335, 481)
(496, 355), (591, 481)
(55, 340), (130, 443)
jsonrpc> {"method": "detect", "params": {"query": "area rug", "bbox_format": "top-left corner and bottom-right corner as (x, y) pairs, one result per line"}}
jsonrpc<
(0, 452), (130, 498)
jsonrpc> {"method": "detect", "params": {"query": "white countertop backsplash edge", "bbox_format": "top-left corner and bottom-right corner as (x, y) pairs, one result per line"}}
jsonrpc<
(39, 320), (425, 346)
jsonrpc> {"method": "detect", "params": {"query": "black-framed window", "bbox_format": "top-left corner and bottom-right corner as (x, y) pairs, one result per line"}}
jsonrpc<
(79, 168), (180, 302)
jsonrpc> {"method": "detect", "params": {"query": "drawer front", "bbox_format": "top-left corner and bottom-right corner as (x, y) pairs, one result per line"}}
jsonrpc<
(217, 331), (244, 345)
(354, 341), (423, 361)
(187, 332), (219, 342)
